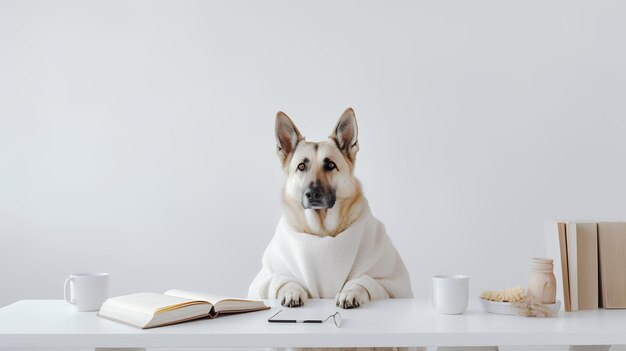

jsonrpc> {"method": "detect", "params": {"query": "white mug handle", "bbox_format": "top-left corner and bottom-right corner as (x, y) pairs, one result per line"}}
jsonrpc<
(64, 277), (75, 304)
(430, 282), (436, 308)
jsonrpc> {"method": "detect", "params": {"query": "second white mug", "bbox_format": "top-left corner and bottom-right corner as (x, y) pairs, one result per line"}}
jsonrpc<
(64, 272), (109, 312)
(432, 274), (469, 315)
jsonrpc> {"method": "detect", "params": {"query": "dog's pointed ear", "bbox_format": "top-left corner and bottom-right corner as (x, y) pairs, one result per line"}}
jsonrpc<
(331, 107), (359, 161)
(275, 111), (304, 164)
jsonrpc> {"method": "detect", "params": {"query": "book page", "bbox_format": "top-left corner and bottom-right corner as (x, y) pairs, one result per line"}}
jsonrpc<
(164, 289), (267, 313)
(106, 293), (202, 315)
(164, 289), (233, 304)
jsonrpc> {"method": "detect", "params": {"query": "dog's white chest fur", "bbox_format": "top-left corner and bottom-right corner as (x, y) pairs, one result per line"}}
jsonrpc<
(304, 208), (340, 235)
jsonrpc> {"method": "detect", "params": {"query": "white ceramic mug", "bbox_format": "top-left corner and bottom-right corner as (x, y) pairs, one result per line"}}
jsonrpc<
(432, 274), (469, 315)
(64, 272), (109, 311)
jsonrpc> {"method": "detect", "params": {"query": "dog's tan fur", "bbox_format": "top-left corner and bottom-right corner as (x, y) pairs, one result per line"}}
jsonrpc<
(276, 108), (366, 237)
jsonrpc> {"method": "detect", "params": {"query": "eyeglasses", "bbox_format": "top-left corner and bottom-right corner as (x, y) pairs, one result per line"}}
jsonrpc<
(268, 310), (342, 328)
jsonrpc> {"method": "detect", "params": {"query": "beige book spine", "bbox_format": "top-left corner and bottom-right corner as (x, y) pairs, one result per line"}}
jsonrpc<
(546, 220), (571, 311)
(598, 222), (626, 309)
(575, 222), (599, 310)
(558, 222), (571, 312)
(567, 222), (579, 311)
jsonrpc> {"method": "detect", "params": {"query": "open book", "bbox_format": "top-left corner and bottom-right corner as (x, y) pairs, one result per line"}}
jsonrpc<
(98, 289), (269, 329)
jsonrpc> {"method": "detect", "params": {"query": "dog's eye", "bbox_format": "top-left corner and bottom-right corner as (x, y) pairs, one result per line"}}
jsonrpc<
(325, 161), (336, 171)
(297, 163), (306, 171)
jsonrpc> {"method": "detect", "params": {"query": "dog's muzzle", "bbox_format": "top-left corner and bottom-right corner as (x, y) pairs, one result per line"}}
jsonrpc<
(301, 183), (336, 209)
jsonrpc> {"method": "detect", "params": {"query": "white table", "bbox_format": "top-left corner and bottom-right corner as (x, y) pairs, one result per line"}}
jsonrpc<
(0, 299), (624, 349)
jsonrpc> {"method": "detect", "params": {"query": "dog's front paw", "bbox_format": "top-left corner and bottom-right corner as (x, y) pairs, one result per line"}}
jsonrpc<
(278, 282), (307, 308)
(335, 285), (370, 309)
(281, 290), (305, 307)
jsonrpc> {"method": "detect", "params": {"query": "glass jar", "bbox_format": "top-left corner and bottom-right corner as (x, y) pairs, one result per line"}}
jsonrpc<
(528, 257), (557, 304)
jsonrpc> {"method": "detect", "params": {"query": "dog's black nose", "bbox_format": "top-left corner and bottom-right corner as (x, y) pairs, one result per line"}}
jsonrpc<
(305, 188), (323, 201)
(302, 182), (335, 209)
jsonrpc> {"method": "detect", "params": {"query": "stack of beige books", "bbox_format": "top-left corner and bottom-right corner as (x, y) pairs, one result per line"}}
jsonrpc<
(546, 221), (626, 311)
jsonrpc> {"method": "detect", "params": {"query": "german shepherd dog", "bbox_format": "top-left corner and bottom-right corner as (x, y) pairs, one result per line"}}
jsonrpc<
(274, 108), (374, 309)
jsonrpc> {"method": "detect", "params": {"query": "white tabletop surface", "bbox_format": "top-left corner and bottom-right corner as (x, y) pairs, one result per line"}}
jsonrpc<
(1, 299), (625, 348)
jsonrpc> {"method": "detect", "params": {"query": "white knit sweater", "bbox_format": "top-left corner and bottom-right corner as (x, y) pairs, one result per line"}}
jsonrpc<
(248, 205), (413, 300)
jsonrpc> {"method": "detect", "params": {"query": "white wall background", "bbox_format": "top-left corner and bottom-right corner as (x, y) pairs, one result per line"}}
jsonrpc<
(1, 0), (626, 314)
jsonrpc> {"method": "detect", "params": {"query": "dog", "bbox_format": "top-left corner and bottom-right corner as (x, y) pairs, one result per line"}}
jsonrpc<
(248, 108), (413, 309)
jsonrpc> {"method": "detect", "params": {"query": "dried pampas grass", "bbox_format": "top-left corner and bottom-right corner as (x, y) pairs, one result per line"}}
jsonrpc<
(512, 294), (556, 318)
